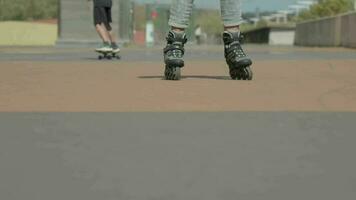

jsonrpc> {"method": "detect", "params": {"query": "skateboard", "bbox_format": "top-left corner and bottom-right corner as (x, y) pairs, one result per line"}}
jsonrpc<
(96, 50), (121, 60)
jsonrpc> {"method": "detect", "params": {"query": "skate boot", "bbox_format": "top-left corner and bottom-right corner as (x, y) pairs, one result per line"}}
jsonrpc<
(223, 31), (253, 80)
(163, 30), (187, 80)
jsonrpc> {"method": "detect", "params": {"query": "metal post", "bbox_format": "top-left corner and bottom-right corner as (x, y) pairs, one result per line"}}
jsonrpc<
(119, 0), (133, 43)
(58, 0), (61, 38)
(0, 0), (3, 20)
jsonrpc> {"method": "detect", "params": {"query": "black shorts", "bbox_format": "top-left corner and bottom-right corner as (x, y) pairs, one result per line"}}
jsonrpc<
(94, 6), (112, 31)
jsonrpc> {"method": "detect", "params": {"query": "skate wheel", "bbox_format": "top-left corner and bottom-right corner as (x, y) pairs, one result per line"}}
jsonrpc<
(164, 66), (181, 80)
(98, 55), (103, 60)
(245, 67), (253, 80)
(230, 66), (253, 81)
(107, 55), (112, 60)
(229, 69), (239, 80)
(112, 54), (120, 60)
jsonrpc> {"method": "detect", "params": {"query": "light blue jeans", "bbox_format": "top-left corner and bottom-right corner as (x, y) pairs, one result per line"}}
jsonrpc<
(168, 0), (243, 29)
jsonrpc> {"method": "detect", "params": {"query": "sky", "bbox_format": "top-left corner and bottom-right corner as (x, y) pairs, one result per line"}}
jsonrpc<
(134, 0), (298, 11)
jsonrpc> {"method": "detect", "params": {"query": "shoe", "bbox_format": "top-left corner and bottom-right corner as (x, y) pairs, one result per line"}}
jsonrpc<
(111, 43), (121, 53)
(95, 42), (113, 53)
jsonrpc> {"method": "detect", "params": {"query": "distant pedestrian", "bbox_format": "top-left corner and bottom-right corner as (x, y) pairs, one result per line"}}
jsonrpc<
(90, 0), (120, 53)
(194, 25), (202, 45)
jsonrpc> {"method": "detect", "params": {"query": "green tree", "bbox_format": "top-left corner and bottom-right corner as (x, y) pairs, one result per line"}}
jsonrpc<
(195, 10), (223, 36)
(0, 0), (58, 21)
(299, 0), (354, 21)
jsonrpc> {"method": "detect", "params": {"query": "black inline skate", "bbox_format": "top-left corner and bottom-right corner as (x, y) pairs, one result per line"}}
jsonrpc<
(223, 31), (253, 80)
(163, 30), (187, 80)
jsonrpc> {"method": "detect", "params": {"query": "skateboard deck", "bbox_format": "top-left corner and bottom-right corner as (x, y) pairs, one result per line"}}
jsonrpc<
(96, 50), (121, 60)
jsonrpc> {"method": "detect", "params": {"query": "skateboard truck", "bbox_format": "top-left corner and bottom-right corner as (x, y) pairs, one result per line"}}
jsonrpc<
(96, 50), (121, 60)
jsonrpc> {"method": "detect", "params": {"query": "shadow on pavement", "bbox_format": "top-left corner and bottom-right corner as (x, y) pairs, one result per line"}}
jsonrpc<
(138, 75), (231, 80)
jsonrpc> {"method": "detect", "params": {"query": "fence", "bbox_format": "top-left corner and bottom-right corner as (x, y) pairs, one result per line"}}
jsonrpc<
(295, 12), (356, 48)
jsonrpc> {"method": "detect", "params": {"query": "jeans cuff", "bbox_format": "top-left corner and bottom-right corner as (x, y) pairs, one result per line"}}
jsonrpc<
(223, 20), (244, 27)
(168, 21), (189, 29)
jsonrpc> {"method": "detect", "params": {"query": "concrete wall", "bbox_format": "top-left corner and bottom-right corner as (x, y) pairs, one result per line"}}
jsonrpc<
(243, 27), (295, 45)
(243, 27), (270, 44)
(341, 12), (356, 48)
(295, 12), (356, 48)
(269, 30), (295, 45)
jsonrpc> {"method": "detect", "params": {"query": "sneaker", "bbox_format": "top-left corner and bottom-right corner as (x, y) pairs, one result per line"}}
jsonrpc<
(95, 42), (113, 53)
(111, 43), (121, 53)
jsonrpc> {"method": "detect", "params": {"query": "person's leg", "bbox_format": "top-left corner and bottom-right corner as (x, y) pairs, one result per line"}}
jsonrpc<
(168, 0), (194, 31)
(220, 0), (243, 29)
(197, 36), (201, 45)
(220, 0), (253, 80)
(108, 30), (116, 43)
(103, 7), (120, 53)
(94, 6), (112, 52)
(106, 7), (115, 44)
(95, 23), (110, 43)
(108, 29), (120, 53)
(108, 30), (120, 52)
(164, 0), (194, 80)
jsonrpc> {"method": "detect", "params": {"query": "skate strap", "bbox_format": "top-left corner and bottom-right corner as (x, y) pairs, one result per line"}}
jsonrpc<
(164, 44), (184, 54)
(229, 41), (241, 47)
(223, 34), (244, 44)
(166, 34), (188, 44)
(226, 43), (246, 60)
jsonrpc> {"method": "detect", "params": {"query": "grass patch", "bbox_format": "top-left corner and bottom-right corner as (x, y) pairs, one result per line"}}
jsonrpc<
(0, 21), (57, 46)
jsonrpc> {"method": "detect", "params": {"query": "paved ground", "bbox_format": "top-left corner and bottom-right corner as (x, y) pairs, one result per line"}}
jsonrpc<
(0, 45), (356, 200)
(0, 45), (356, 112)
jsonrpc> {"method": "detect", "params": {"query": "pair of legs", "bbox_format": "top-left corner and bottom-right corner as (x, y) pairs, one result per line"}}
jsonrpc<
(95, 23), (116, 44)
(169, 0), (243, 32)
(163, 0), (253, 81)
(94, 6), (120, 53)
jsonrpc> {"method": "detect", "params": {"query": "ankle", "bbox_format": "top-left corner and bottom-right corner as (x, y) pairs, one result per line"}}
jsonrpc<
(225, 26), (240, 33)
(171, 27), (185, 34)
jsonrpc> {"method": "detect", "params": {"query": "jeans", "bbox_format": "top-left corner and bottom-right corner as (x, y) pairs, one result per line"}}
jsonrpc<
(168, 0), (242, 29)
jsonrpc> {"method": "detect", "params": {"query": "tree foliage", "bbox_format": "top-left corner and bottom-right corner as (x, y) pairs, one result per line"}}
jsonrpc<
(0, 0), (58, 21)
(299, 0), (354, 21)
(195, 10), (223, 36)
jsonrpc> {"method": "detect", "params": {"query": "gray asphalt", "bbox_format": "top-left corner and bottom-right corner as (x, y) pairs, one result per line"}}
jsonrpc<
(1, 112), (355, 200)
(0, 45), (355, 62)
